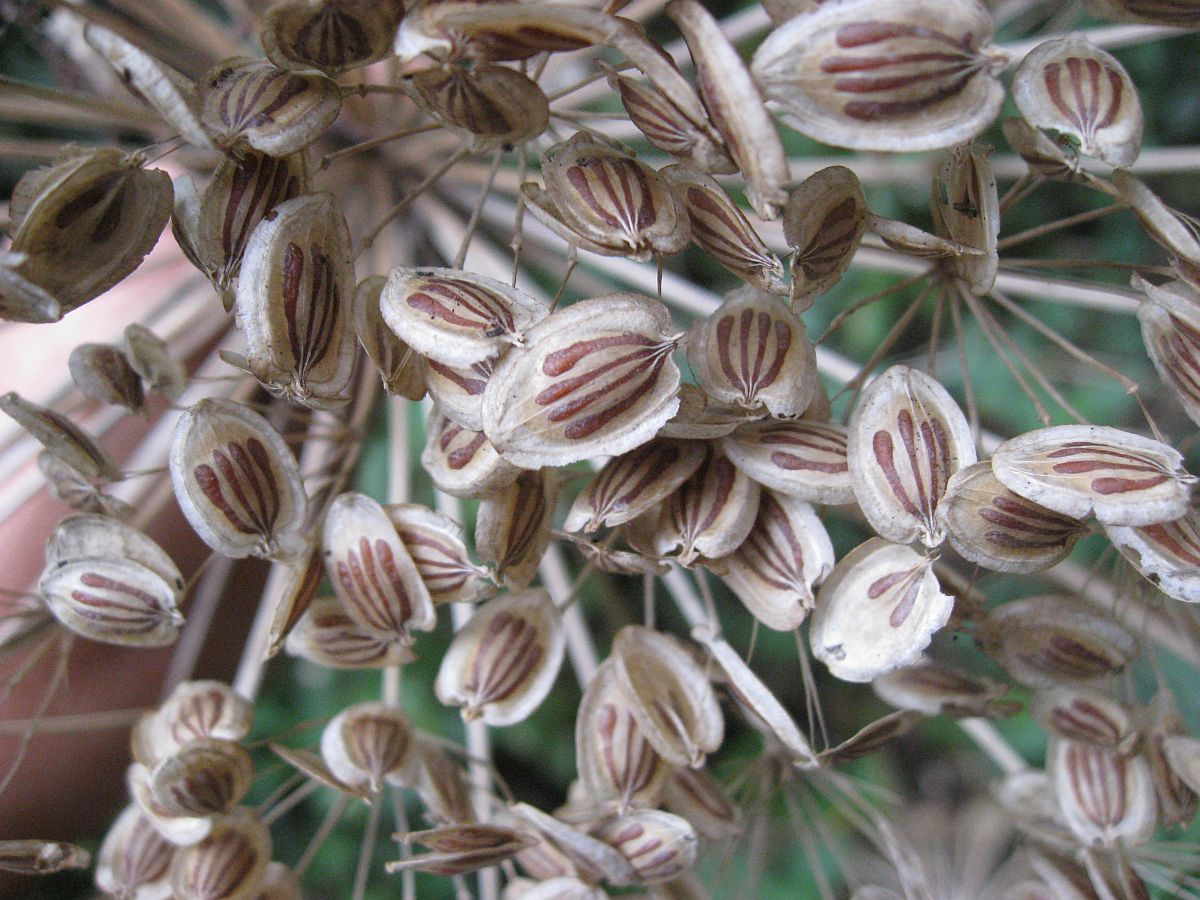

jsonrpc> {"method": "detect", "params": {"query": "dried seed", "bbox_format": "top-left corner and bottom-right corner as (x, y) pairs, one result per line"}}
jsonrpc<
(169, 808), (271, 900)
(654, 444), (761, 567)
(386, 825), (536, 877)
(129, 759), (213, 846)
(435, 589), (565, 726)
(198, 57), (341, 156)
(0, 250), (61, 323)
(153, 680), (254, 760)
(411, 736), (476, 825)
(425, 355), (494, 432)
(783, 165), (868, 306)
(990, 424), (1195, 526)
(931, 142), (1000, 294)
(124, 324), (187, 401)
(555, 532), (669, 576)
(69, 342), (145, 412)
(323, 491), (436, 640)
(939, 460), (1089, 574)
(421, 408), (519, 499)
(262, 0), (405, 74)
(0, 840), (90, 875)
(285, 596), (416, 669)
(1001, 116), (1099, 186)
(593, 809), (698, 885)
(721, 418), (855, 505)
(1106, 507), (1200, 603)
(976, 595), (1138, 688)
(1083, 851), (1152, 900)
(46, 513), (182, 585)
(95, 805), (176, 898)
(170, 398), (308, 561)
(563, 438), (706, 534)
(810, 538), (955, 683)
(576, 659), (669, 812)
(865, 212), (984, 258)
(847, 365), (975, 547)
(1031, 688), (1135, 751)
(1012, 35), (1143, 168)
(270, 743), (373, 800)
(662, 764), (741, 841)
(660, 165), (786, 294)
(508, 801), (637, 887)
(482, 293), (682, 468)
(1163, 734), (1200, 799)
(610, 625), (724, 768)
(1145, 692), (1197, 827)
(150, 738), (254, 818)
(264, 543), (324, 659)
(818, 710), (923, 764)
(1, 391), (120, 482)
(475, 470), (556, 589)
(1115, 170), (1200, 271)
(354, 275), (426, 400)
(39, 556), (184, 647)
(405, 65), (549, 145)
(686, 287), (816, 417)
(751, 0), (1006, 152)
(659, 383), (755, 440)
(1048, 737), (1157, 848)
(1136, 275), (1200, 428)
(384, 502), (492, 604)
(381, 266), (549, 367)
(234, 192), (355, 408)
(872, 657), (1010, 718)
(38, 452), (133, 518)
(320, 701), (414, 793)
(521, 134), (690, 261)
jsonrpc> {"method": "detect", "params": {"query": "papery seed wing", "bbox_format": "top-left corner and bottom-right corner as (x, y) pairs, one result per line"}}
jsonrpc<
(1105, 507), (1200, 603)
(990, 424), (1194, 526)
(262, 0), (405, 73)
(939, 461), (1089, 574)
(931, 142), (999, 294)
(1031, 688), (1133, 750)
(381, 266), (549, 367)
(285, 596), (415, 669)
(150, 739), (253, 817)
(784, 166), (867, 306)
(198, 57), (341, 155)
(1136, 275), (1200, 428)
(659, 383), (755, 440)
(576, 659), (669, 812)
(482, 293), (682, 468)
(46, 513), (182, 587)
(127, 761), (212, 845)
(1048, 738), (1157, 848)
(976, 595), (1138, 688)
(848, 365), (975, 547)
(872, 657), (1009, 717)
(662, 765), (742, 842)
(660, 165), (786, 295)
(39, 557), (183, 647)
(235, 192), (355, 409)
(354, 275), (425, 400)
(718, 490), (834, 631)
(38, 452), (132, 518)
(434, 589), (565, 727)
(1, 391), (120, 481)
(169, 809), (271, 900)
(170, 398), (307, 561)
(1012, 35), (1143, 168)
(475, 470), (556, 589)
(83, 25), (214, 150)
(508, 801), (637, 886)
(323, 492), (436, 639)
(659, 444), (760, 567)
(751, 0), (1005, 152)
(124, 324), (186, 401)
(687, 287), (816, 417)
(406, 65), (549, 145)
(1146, 693), (1198, 827)
(264, 544), (324, 658)
(69, 343), (144, 412)
(0, 840), (89, 875)
(563, 438), (706, 533)
(421, 408), (519, 499)
(425, 355), (494, 431)
(95, 806), (175, 899)
(388, 825), (536, 877)
(412, 735), (476, 825)
(810, 538), (954, 683)
(270, 743), (373, 800)
(1116, 170), (1200, 271)
(667, 0), (789, 220)
(610, 625), (724, 768)
(320, 702), (414, 792)
(820, 711), (924, 767)
(1001, 116), (1100, 186)
(865, 212), (982, 258)
(152, 681), (253, 763)
(385, 502), (492, 604)
(722, 418), (854, 505)
(593, 809), (698, 885)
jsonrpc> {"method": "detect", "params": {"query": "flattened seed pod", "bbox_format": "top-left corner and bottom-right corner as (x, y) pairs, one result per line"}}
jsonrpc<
(719, 490), (834, 631)
(425, 356), (494, 431)
(150, 739), (254, 818)
(610, 626), (724, 768)
(1136, 275), (1200, 428)
(45, 513), (182, 583)
(169, 808), (271, 900)
(818, 710), (922, 764)
(659, 383), (753, 440)
(784, 166), (868, 306)
(562, 438), (706, 533)
(1146, 693), (1198, 827)
(285, 596), (415, 669)
(0, 251), (60, 323)
(354, 276), (425, 399)
(387, 825), (536, 877)
(95, 805), (175, 899)
(124, 324), (186, 402)
(976, 595), (1138, 688)
(1, 391), (120, 481)
(662, 765), (742, 841)
(1031, 688), (1134, 750)
(411, 736), (475, 825)
(848, 365), (975, 547)
(593, 809), (698, 885)
(235, 192), (355, 409)
(405, 65), (549, 145)
(521, 134), (690, 262)
(1116, 170), (1200, 271)
(435, 589), (565, 726)
(381, 266), (549, 367)
(38, 452), (132, 518)
(421, 409), (519, 499)
(269, 743), (372, 800)
(384, 503), (492, 604)
(872, 657), (1009, 717)
(320, 702), (414, 793)
(751, 0), (1006, 152)
(657, 444), (760, 567)
(263, 544), (323, 659)
(660, 165), (786, 295)
(939, 461), (1089, 574)
(721, 419), (854, 505)
(1105, 508), (1200, 603)
(323, 492), (436, 640)
(475, 470), (556, 589)
(1048, 738), (1157, 848)
(0, 840), (89, 875)
(153, 681), (254, 759)
(8, 148), (172, 314)
(170, 398), (308, 561)
(482, 293), (682, 468)
(197, 58), (341, 156)
(39, 556), (184, 647)
(811, 539), (954, 683)
(865, 212), (984, 258)
(932, 142), (1000, 294)
(687, 288), (816, 417)
(262, 0), (405, 73)
(1001, 116), (1099, 186)
(69, 343), (144, 412)
(667, 0), (789, 220)
(576, 659), (669, 812)
(1012, 35), (1143, 168)
(990, 424), (1195, 526)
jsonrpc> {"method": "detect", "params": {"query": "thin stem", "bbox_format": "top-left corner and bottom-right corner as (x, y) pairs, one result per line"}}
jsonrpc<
(951, 289), (981, 450)
(814, 272), (928, 344)
(997, 202), (1125, 250)
(320, 123), (440, 169)
(454, 147), (505, 269)
(352, 794), (383, 900)
(357, 142), (474, 254)
(0, 632), (72, 801)
(0, 705), (146, 735)
(295, 794), (350, 877)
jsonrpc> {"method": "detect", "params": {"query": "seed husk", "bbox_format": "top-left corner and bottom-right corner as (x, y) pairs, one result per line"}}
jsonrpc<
(320, 701), (415, 794)
(592, 809), (698, 885)
(0, 840), (90, 875)
(261, 0), (405, 74)
(475, 469), (556, 590)
(354, 275), (426, 400)
(1, 391), (121, 482)
(721, 418), (854, 505)
(818, 710), (923, 764)
(1030, 688), (1135, 751)
(1145, 692), (1198, 827)
(169, 807), (271, 900)
(405, 65), (549, 146)
(264, 543), (324, 659)
(95, 805), (176, 898)
(1106, 506), (1200, 603)
(872, 657), (1010, 718)
(285, 596), (416, 669)
(662, 764), (742, 841)
(124, 324), (187, 402)
(421, 408), (519, 499)
(784, 165), (868, 306)
(152, 680), (254, 762)
(39, 556), (184, 647)
(425, 355), (495, 432)
(1135, 275), (1200, 428)
(150, 738), (254, 818)
(1048, 737), (1158, 848)
(384, 502), (493, 604)
(386, 825), (536, 877)
(69, 342), (145, 412)
(38, 452), (133, 518)
(931, 141), (1000, 294)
